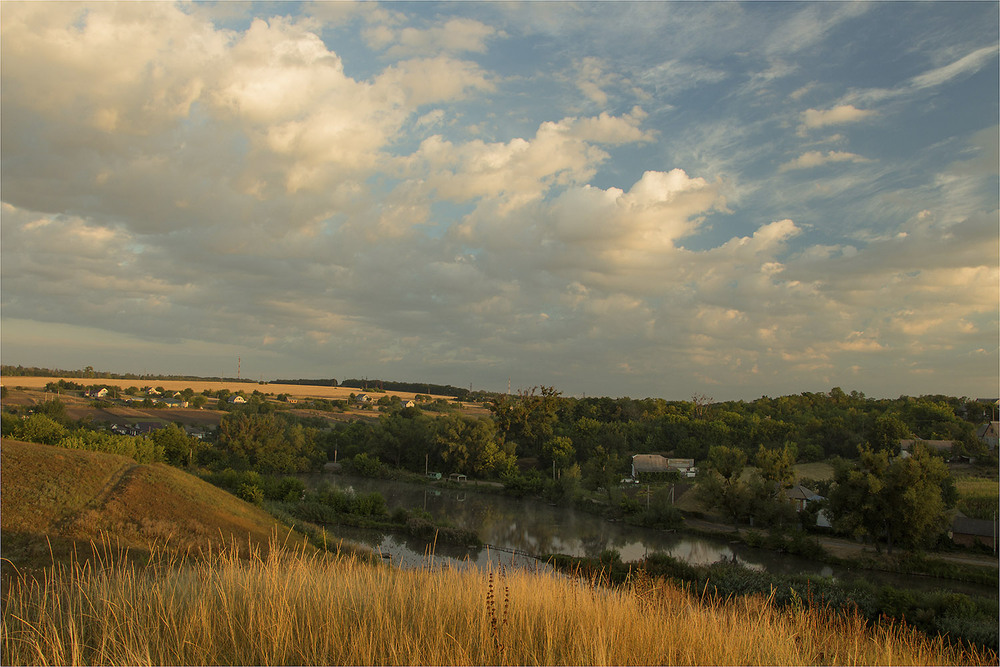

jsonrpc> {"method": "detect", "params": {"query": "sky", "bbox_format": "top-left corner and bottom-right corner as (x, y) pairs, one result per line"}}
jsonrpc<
(1, 1), (997, 401)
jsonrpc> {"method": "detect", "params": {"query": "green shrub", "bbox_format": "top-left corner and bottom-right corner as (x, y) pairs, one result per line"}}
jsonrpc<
(238, 483), (264, 505)
(350, 452), (386, 478)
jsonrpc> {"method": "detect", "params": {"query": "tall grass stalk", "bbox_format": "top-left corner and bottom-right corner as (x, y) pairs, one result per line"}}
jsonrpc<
(3, 538), (994, 666)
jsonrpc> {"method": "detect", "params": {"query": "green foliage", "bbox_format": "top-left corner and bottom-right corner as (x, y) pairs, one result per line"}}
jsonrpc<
(59, 430), (165, 464)
(238, 483), (264, 505)
(698, 445), (750, 527)
(349, 452), (386, 478)
(6, 413), (68, 445)
(216, 412), (325, 473)
(598, 548), (622, 565)
(488, 386), (561, 458)
(151, 423), (199, 466)
(828, 443), (955, 552)
(500, 468), (546, 497)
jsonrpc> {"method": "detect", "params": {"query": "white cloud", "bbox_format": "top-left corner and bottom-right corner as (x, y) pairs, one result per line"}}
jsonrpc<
(798, 105), (875, 134)
(363, 17), (502, 57)
(910, 44), (999, 90)
(1, 2), (995, 400)
(402, 108), (653, 212)
(374, 56), (494, 108)
(779, 150), (871, 172)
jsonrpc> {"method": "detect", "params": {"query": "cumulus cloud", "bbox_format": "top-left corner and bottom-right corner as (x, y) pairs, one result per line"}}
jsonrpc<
(1, 2), (995, 400)
(401, 108), (653, 212)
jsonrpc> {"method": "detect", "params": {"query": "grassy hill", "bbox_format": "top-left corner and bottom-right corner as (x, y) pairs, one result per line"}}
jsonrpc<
(1, 439), (312, 569)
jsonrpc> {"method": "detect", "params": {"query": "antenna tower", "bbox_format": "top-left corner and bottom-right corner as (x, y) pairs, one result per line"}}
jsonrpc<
(238, 357), (241, 380)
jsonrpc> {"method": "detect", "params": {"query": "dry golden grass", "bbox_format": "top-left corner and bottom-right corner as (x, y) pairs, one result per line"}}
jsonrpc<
(1, 440), (314, 568)
(2, 540), (993, 666)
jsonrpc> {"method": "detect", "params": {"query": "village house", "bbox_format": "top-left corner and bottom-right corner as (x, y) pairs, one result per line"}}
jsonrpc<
(227, 395), (247, 404)
(158, 397), (188, 408)
(631, 454), (697, 480)
(85, 387), (109, 399)
(976, 422), (999, 450)
(898, 439), (955, 456)
(949, 514), (998, 552)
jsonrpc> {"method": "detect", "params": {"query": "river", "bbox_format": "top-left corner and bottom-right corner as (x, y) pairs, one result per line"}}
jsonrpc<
(299, 473), (995, 598)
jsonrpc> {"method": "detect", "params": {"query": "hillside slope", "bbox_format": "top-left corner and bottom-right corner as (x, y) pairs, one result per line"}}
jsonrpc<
(1, 439), (311, 568)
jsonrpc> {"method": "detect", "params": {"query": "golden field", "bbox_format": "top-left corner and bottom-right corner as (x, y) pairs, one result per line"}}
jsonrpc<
(1, 376), (452, 402)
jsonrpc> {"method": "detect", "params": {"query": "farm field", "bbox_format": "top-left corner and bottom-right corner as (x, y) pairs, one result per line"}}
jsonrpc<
(0, 377), (493, 425)
(1, 375), (454, 402)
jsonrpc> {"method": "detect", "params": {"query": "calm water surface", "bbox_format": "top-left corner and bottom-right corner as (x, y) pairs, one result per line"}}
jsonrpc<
(300, 473), (995, 598)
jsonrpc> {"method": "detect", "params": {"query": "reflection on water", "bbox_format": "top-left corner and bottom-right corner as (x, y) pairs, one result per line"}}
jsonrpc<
(299, 473), (991, 597)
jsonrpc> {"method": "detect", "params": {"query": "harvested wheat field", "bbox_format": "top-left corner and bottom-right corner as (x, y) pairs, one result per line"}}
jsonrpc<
(2, 376), (453, 402)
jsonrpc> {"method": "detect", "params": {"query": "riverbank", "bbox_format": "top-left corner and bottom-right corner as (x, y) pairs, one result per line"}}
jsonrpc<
(310, 469), (998, 596)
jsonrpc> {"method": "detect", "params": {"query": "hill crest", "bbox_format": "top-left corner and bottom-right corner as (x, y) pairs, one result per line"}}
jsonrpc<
(1, 439), (311, 568)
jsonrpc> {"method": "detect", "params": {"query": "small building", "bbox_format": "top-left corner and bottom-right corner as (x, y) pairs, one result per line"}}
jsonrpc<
(448, 473), (467, 483)
(976, 422), (999, 450)
(787, 485), (823, 512)
(899, 439), (955, 456)
(159, 398), (188, 408)
(355, 393), (371, 404)
(228, 395), (247, 404)
(631, 454), (697, 479)
(787, 485), (832, 528)
(950, 514), (998, 551)
(86, 387), (109, 399)
(400, 399), (416, 408)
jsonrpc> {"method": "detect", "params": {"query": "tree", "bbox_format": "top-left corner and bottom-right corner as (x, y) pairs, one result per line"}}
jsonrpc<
(582, 446), (625, 504)
(8, 414), (67, 445)
(152, 423), (198, 467)
(542, 435), (575, 474)
(828, 444), (955, 553)
(488, 386), (561, 457)
(872, 413), (909, 453)
(747, 443), (798, 528)
(697, 445), (750, 530)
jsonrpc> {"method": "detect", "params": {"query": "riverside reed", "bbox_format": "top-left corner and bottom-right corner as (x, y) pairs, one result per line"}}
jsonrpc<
(2, 539), (994, 666)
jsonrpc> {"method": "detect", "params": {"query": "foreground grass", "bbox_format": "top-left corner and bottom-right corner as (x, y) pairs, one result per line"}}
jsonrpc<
(3, 541), (994, 666)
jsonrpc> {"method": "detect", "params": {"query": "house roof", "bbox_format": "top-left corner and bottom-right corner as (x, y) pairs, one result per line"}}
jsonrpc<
(787, 485), (823, 502)
(632, 454), (672, 473)
(899, 439), (955, 451)
(952, 516), (998, 537)
(976, 422), (999, 438)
